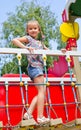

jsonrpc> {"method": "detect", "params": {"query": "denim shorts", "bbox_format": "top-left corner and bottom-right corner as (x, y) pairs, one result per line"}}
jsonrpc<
(27, 65), (44, 80)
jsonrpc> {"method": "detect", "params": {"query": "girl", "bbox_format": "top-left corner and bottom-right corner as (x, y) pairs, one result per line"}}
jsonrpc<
(12, 20), (50, 124)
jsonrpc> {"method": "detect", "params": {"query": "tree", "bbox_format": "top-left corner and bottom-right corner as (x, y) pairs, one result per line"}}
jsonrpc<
(1, 0), (63, 75)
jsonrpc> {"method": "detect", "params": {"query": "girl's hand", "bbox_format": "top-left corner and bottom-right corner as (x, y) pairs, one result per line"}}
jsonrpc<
(61, 48), (67, 53)
(27, 47), (34, 53)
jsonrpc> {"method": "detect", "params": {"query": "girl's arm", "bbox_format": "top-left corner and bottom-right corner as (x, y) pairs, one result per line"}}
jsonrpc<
(12, 36), (29, 49)
(12, 36), (34, 53)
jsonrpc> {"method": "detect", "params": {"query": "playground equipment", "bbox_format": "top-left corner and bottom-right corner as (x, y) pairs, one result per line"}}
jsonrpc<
(0, 0), (81, 130)
(60, 0), (81, 111)
(0, 51), (81, 130)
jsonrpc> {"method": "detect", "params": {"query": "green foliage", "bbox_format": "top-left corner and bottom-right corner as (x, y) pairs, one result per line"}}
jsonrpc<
(1, 59), (19, 75)
(1, 55), (28, 75)
(1, 0), (63, 75)
(2, 1), (59, 44)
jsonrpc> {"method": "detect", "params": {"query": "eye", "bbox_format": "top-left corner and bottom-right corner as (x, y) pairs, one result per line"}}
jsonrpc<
(29, 28), (32, 30)
(34, 27), (37, 30)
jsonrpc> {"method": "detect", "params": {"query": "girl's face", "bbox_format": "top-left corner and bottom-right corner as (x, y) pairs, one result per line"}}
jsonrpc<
(27, 22), (40, 39)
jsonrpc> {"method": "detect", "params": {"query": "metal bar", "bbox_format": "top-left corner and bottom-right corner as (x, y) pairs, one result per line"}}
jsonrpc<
(0, 77), (76, 82)
(0, 48), (81, 56)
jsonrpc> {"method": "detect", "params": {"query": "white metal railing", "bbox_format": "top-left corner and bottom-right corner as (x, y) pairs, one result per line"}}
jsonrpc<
(0, 48), (81, 56)
(0, 47), (79, 82)
(0, 77), (76, 82)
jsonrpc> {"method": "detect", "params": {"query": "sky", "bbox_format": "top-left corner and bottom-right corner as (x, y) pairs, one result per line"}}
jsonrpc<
(0, 0), (81, 50)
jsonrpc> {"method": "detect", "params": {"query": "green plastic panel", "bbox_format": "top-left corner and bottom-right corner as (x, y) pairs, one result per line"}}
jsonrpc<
(69, 0), (81, 17)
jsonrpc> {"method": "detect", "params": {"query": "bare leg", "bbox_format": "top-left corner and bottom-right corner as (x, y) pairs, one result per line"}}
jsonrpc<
(26, 75), (46, 118)
(24, 74), (50, 123)
(33, 75), (46, 118)
(27, 96), (37, 115)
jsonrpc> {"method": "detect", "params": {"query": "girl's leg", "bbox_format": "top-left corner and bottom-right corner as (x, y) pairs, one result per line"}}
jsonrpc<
(34, 75), (50, 124)
(24, 75), (45, 116)
(23, 95), (38, 119)
(24, 75), (48, 122)
(27, 95), (37, 115)
(33, 75), (46, 118)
